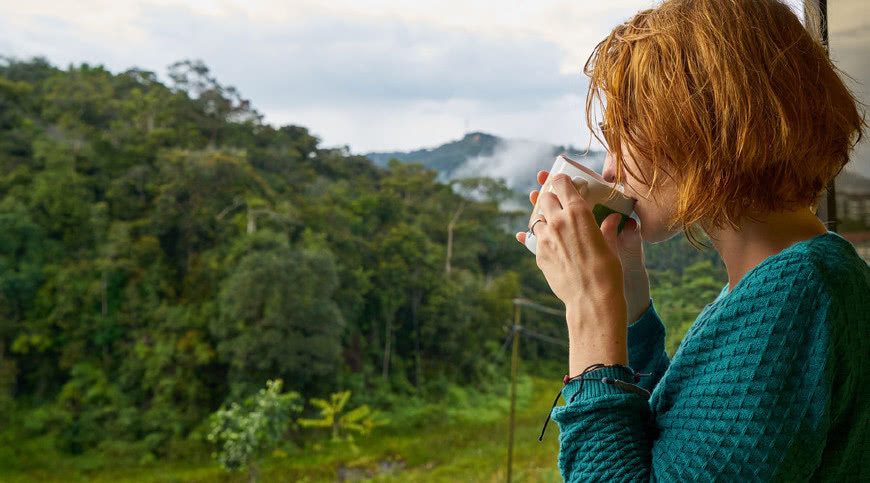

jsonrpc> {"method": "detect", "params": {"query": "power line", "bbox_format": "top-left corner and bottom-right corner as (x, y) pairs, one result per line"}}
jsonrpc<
(498, 329), (514, 354)
(489, 326), (515, 367)
(516, 326), (568, 347)
(512, 298), (565, 317)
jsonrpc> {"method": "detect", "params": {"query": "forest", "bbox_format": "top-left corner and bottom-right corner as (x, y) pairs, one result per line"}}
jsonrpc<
(0, 57), (730, 480)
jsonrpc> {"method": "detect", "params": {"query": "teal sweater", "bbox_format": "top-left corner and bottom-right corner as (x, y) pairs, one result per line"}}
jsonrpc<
(550, 231), (870, 481)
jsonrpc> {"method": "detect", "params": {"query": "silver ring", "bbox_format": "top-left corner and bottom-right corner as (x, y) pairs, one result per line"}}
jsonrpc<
(530, 216), (546, 236)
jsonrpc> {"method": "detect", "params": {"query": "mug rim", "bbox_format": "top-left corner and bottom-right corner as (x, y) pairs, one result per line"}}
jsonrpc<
(558, 154), (609, 185)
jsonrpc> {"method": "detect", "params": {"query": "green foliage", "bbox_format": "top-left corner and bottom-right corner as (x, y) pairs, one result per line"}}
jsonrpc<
(206, 379), (301, 476)
(650, 259), (727, 356)
(0, 55), (730, 472)
(298, 390), (388, 446)
(213, 230), (344, 397)
(55, 363), (134, 454)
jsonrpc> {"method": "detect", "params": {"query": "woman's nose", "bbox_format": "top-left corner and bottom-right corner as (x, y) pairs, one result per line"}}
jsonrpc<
(601, 151), (616, 183)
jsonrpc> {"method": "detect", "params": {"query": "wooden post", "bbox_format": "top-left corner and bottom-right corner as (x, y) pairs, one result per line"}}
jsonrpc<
(507, 301), (521, 483)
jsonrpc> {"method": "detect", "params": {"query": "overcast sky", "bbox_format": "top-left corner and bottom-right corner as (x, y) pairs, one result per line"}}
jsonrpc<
(1, 0), (865, 179)
(2, 0), (655, 153)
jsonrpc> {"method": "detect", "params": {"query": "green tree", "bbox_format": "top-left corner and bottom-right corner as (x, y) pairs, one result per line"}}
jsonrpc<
(207, 379), (302, 482)
(212, 230), (345, 396)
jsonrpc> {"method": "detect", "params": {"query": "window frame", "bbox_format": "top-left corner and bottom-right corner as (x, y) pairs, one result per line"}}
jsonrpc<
(804, 0), (840, 232)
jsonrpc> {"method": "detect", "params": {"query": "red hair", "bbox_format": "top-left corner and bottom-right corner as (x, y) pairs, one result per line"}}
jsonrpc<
(586, 0), (865, 248)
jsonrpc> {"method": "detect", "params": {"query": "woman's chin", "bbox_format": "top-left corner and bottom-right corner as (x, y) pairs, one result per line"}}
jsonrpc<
(639, 225), (657, 243)
(640, 223), (677, 244)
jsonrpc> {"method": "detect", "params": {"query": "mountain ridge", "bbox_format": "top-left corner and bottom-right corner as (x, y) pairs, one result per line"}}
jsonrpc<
(367, 132), (870, 198)
(366, 132), (606, 195)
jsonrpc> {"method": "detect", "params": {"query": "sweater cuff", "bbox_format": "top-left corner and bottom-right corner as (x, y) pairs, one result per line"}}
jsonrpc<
(627, 297), (658, 334)
(627, 298), (664, 353)
(561, 366), (637, 403)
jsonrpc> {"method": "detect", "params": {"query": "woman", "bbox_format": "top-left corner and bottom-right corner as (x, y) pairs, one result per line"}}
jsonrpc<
(515, 0), (868, 481)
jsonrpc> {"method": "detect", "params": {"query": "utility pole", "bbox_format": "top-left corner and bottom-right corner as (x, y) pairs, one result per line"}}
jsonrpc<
(506, 301), (521, 483)
(506, 298), (567, 481)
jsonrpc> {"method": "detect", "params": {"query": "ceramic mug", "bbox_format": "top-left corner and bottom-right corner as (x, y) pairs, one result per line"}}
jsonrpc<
(525, 154), (636, 255)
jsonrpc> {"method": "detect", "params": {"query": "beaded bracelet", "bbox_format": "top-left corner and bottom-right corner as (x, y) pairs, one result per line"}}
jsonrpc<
(538, 363), (652, 441)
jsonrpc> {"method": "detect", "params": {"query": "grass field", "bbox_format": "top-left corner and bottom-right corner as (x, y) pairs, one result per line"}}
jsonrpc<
(0, 375), (566, 482)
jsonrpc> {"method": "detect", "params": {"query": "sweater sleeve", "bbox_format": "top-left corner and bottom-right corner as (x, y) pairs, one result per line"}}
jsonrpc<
(626, 298), (669, 393)
(550, 277), (832, 482)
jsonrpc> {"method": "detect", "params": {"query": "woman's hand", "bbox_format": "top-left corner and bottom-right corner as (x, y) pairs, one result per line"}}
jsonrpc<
(515, 171), (630, 372)
(517, 170), (651, 326)
(516, 172), (626, 321)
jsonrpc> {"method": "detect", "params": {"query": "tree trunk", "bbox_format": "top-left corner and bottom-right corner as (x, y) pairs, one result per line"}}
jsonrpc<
(36, 361), (48, 403)
(101, 269), (108, 318)
(412, 291), (422, 390)
(344, 332), (362, 373)
(209, 123), (219, 149)
(247, 207), (256, 234)
(445, 201), (465, 274)
(382, 313), (392, 381)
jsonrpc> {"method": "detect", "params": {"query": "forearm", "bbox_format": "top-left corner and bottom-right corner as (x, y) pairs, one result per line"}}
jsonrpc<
(566, 301), (628, 378)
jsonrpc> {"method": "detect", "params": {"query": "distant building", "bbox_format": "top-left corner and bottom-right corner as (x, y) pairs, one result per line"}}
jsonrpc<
(836, 192), (870, 228)
(841, 231), (870, 264)
(835, 170), (870, 228)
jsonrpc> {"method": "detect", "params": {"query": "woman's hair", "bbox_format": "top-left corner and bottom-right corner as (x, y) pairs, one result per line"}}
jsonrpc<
(586, 0), (866, 249)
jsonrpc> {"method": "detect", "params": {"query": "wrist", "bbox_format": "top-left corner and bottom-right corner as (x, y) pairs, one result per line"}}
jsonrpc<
(565, 293), (627, 331)
(565, 296), (628, 377)
(566, 328), (629, 377)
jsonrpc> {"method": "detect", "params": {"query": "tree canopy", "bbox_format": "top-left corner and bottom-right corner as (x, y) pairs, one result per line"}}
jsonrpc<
(0, 56), (726, 459)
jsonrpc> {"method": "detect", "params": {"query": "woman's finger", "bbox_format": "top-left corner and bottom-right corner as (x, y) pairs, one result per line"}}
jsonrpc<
(549, 174), (585, 208)
(537, 170), (549, 186)
(537, 190), (563, 223)
(515, 231), (526, 244)
(529, 190), (539, 206)
(600, 213), (622, 253)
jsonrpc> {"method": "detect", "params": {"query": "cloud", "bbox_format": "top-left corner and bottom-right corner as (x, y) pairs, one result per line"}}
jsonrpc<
(131, 5), (582, 107)
(0, 2), (593, 152)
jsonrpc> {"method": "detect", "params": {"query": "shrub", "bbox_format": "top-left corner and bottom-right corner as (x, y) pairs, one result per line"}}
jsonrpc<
(207, 379), (302, 482)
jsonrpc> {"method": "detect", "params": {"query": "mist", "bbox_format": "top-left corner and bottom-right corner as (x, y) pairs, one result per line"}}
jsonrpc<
(451, 137), (606, 214)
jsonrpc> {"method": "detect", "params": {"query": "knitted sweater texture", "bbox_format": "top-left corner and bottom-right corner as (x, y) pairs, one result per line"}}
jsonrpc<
(550, 231), (870, 482)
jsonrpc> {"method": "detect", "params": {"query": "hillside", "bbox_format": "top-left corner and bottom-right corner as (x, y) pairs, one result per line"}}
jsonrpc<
(0, 57), (569, 462)
(366, 132), (501, 174)
(0, 57), (731, 479)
